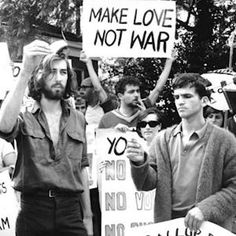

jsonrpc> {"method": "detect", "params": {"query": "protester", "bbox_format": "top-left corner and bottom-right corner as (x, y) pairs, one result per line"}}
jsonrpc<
(0, 137), (16, 177)
(227, 113), (236, 136)
(204, 105), (224, 127)
(75, 95), (87, 115)
(79, 51), (117, 236)
(136, 107), (163, 147)
(0, 40), (93, 236)
(99, 50), (176, 130)
(79, 51), (116, 125)
(126, 73), (236, 232)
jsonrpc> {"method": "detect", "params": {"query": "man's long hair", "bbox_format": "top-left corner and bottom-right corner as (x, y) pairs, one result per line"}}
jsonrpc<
(28, 54), (77, 102)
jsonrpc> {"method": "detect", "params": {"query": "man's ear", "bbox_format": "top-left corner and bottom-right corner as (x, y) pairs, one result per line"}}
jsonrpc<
(201, 96), (210, 107)
(117, 92), (123, 100)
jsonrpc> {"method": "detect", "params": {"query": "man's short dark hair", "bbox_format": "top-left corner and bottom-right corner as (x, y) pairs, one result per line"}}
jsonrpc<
(115, 76), (140, 95)
(172, 73), (211, 99)
(28, 54), (77, 102)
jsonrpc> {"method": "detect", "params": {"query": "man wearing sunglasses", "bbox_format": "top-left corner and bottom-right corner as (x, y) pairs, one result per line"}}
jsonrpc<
(126, 73), (236, 233)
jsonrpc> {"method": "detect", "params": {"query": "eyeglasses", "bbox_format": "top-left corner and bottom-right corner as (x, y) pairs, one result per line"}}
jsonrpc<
(79, 85), (93, 90)
(137, 121), (160, 128)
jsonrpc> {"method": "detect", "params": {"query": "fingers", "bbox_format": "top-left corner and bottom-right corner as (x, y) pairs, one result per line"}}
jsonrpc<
(114, 124), (130, 132)
(24, 40), (51, 56)
(184, 207), (204, 233)
(98, 161), (110, 173)
(126, 139), (144, 164)
(136, 99), (146, 111)
(80, 50), (90, 63)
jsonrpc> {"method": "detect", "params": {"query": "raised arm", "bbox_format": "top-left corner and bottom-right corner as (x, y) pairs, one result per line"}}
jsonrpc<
(80, 51), (108, 103)
(148, 48), (177, 105)
(0, 40), (51, 133)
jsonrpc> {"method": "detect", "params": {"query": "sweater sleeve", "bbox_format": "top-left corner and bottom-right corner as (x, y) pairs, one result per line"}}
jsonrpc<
(130, 130), (169, 191)
(130, 153), (157, 191)
(197, 130), (236, 226)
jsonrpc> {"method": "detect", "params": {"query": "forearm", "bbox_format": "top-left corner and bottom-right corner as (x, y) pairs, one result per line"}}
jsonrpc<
(197, 186), (236, 223)
(0, 69), (30, 133)
(148, 59), (173, 105)
(131, 158), (157, 191)
(80, 168), (93, 217)
(86, 59), (107, 103)
(80, 167), (93, 235)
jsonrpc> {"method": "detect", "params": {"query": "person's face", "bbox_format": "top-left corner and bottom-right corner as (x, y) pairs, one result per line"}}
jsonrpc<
(41, 59), (68, 100)
(119, 85), (141, 108)
(206, 112), (224, 127)
(173, 86), (207, 120)
(139, 114), (161, 142)
(79, 81), (93, 101)
(76, 101), (87, 115)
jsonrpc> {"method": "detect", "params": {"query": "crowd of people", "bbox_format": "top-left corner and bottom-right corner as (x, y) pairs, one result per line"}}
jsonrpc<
(0, 39), (235, 236)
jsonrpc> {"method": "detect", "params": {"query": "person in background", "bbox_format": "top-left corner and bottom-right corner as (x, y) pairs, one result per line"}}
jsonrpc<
(75, 95), (87, 116)
(99, 49), (177, 131)
(126, 73), (236, 233)
(0, 98), (16, 177)
(136, 107), (163, 147)
(79, 51), (116, 125)
(0, 40), (93, 236)
(204, 105), (224, 127)
(0, 137), (16, 177)
(79, 52), (117, 236)
(227, 113), (236, 137)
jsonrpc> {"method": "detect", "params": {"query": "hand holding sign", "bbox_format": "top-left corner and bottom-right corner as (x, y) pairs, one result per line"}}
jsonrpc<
(185, 207), (204, 232)
(80, 50), (90, 64)
(126, 138), (145, 165)
(22, 40), (51, 75)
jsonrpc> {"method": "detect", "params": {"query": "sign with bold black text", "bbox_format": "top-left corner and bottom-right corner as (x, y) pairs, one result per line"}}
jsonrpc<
(82, 0), (176, 58)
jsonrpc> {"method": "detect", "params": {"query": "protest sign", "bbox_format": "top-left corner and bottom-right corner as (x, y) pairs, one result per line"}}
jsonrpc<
(82, 0), (176, 58)
(0, 43), (14, 99)
(0, 170), (19, 235)
(86, 124), (98, 189)
(127, 217), (235, 236)
(95, 129), (155, 236)
(202, 71), (236, 111)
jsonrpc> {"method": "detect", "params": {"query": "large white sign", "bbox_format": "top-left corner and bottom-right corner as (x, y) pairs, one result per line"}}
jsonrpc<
(0, 43), (14, 99)
(0, 171), (19, 236)
(202, 72), (236, 111)
(82, 0), (176, 58)
(128, 218), (235, 236)
(95, 129), (155, 236)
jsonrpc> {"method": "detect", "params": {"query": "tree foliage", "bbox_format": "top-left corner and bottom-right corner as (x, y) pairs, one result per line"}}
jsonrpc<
(1, 0), (236, 125)
(0, 0), (82, 58)
(101, 0), (236, 126)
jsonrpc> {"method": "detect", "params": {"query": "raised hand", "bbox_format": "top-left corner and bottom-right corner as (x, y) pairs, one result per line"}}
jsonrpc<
(126, 138), (145, 165)
(22, 40), (51, 75)
(80, 50), (91, 64)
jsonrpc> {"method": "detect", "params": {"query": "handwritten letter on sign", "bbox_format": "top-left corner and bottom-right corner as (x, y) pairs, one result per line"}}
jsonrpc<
(82, 0), (176, 58)
(0, 171), (19, 236)
(127, 218), (235, 236)
(95, 129), (155, 236)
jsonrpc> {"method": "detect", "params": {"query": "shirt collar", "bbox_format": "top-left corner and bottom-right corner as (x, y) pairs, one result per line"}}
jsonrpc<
(173, 121), (209, 140)
(31, 99), (70, 115)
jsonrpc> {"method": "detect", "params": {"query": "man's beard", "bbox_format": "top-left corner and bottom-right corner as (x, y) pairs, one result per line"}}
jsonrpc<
(41, 84), (65, 100)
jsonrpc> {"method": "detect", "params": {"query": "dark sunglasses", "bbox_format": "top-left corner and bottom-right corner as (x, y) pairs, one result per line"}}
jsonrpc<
(138, 121), (160, 128)
(79, 85), (93, 89)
